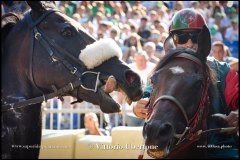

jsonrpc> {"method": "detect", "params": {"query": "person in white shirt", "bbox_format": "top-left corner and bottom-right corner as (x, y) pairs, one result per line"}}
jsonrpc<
(128, 50), (156, 86)
(122, 50), (156, 126)
(225, 17), (238, 42)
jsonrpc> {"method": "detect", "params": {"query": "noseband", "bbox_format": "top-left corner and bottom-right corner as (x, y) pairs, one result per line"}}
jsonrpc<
(2, 9), (100, 112)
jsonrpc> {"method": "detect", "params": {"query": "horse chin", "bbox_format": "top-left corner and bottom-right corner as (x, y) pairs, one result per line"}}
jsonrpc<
(147, 147), (170, 159)
(72, 84), (121, 113)
(97, 87), (122, 113)
(146, 140), (172, 159)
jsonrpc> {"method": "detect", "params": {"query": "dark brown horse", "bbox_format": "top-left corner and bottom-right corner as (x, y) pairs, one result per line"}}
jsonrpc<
(142, 26), (216, 158)
(1, 2), (143, 158)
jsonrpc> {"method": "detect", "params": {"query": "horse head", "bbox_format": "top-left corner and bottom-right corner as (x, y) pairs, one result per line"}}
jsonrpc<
(142, 25), (214, 158)
(2, 1), (143, 113)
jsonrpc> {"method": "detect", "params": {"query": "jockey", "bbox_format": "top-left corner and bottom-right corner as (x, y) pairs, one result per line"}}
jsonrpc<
(133, 8), (239, 159)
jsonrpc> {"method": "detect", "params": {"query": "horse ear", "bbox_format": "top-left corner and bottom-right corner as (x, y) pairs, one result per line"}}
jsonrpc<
(197, 25), (211, 58)
(26, 1), (56, 13)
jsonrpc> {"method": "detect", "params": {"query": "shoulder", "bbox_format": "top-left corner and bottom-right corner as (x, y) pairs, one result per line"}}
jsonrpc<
(207, 57), (231, 72)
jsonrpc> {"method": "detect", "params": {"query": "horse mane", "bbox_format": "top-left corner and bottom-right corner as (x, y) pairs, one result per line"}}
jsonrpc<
(152, 48), (183, 73)
(1, 12), (20, 57)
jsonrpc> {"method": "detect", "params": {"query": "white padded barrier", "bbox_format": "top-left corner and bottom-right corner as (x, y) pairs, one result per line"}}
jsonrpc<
(110, 126), (152, 159)
(75, 135), (115, 159)
(40, 127), (153, 159)
(75, 126), (152, 159)
(39, 129), (85, 159)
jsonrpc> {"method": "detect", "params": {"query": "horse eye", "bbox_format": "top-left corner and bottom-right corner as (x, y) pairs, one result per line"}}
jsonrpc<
(61, 27), (73, 37)
(151, 70), (161, 84)
(150, 74), (158, 84)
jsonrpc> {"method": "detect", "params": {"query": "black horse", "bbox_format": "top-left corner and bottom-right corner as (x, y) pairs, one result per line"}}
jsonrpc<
(142, 26), (218, 158)
(2, 2), (143, 159)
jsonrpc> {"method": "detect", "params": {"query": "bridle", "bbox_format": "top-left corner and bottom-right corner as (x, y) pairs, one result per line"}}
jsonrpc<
(2, 9), (101, 112)
(146, 52), (235, 157)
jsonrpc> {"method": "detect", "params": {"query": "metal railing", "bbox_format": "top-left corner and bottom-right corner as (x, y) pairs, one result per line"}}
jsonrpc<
(41, 97), (133, 130)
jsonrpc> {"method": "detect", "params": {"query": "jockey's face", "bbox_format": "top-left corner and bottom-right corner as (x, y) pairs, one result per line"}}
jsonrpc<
(171, 29), (200, 51)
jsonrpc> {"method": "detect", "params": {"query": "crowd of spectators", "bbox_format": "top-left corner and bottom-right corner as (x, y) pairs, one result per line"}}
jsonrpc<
(2, 1), (239, 129)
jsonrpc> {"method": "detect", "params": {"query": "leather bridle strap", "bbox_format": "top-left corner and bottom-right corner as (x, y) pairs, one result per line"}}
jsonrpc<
(33, 27), (83, 78)
(29, 9), (60, 28)
(1, 81), (80, 112)
(152, 95), (189, 124)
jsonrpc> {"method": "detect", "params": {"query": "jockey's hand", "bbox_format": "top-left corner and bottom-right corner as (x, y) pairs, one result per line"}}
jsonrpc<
(225, 110), (239, 134)
(133, 99), (149, 119)
(210, 110), (238, 134)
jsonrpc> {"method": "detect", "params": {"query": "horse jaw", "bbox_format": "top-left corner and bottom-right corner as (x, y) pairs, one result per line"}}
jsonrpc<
(70, 78), (122, 113)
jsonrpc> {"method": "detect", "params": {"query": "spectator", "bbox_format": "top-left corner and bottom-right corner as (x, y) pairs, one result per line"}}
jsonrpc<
(124, 50), (156, 126)
(221, 7), (237, 32)
(128, 50), (156, 86)
(228, 58), (239, 73)
(112, 2), (126, 23)
(76, 5), (89, 24)
(143, 42), (159, 64)
(92, 11), (105, 32)
(210, 24), (223, 42)
(211, 41), (225, 62)
(72, 13), (81, 23)
(119, 24), (131, 43)
(110, 27), (122, 47)
(148, 29), (165, 59)
(65, 1), (77, 17)
(148, 10), (159, 26)
(122, 32), (142, 63)
(225, 16), (239, 42)
(211, 12), (225, 36)
(137, 16), (151, 44)
(84, 112), (109, 136)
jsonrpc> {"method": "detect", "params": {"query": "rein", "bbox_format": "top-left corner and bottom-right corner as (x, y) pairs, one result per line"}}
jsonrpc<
(2, 9), (100, 112)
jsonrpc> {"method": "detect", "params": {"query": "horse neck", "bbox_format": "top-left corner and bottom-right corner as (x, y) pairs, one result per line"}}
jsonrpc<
(2, 21), (39, 100)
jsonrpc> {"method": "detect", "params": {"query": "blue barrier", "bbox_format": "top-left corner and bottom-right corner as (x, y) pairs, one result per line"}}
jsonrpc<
(223, 40), (239, 58)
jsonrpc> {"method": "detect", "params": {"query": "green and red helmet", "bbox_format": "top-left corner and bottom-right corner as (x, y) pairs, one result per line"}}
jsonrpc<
(169, 8), (207, 33)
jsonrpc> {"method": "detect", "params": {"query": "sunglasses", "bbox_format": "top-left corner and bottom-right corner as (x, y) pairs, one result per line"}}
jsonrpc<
(172, 32), (199, 44)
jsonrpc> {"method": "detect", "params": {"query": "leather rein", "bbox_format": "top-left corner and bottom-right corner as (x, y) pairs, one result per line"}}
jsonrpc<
(2, 9), (100, 112)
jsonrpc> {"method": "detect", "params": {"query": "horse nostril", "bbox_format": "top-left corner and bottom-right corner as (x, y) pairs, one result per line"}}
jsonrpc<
(158, 123), (173, 136)
(145, 121), (173, 138)
(125, 70), (139, 86)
